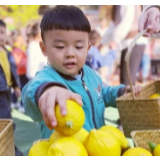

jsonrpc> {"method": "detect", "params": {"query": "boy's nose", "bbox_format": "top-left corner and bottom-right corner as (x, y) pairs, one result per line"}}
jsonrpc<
(65, 48), (76, 58)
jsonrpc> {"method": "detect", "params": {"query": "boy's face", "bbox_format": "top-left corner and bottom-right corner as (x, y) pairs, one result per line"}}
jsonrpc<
(40, 30), (91, 76)
(0, 26), (6, 46)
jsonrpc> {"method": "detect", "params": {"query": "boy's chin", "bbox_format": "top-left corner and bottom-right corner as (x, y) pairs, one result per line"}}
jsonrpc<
(62, 70), (79, 76)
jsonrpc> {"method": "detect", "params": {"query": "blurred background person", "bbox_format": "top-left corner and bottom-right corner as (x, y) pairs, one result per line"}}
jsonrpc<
(26, 22), (47, 80)
(101, 5), (149, 85)
(137, 41), (152, 83)
(92, 6), (118, 84)
(89, 29), (101, 47)
(10, 29), (28, 112)
(0, 19), (23, 156)
(86, 30), (103, 72)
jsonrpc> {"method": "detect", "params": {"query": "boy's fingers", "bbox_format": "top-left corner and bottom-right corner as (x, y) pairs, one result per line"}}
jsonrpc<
(126, 86), (130, 93)
(137, 87), (140, 95)
(69, 92), (83, 106)
(138, 87), (142, 94)
(38, 94), (46, 113)
(39, 95), (53, 129)
(134, 86), (142, 96)
(46, 96), (57, 128)
(134, 88), (137, 96)
(135, 87), (139, 97)
(57, 96), (67, 116)
(43, 112), (53, 130)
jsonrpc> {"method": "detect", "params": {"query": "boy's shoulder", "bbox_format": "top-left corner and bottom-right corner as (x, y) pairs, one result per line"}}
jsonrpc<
(83, 65), (102, 80)
(34, 65), (64, 82)
(35, 65), (57, 77)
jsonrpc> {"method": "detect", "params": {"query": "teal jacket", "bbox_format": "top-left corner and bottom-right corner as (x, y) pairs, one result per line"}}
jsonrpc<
(22, 65), (125, 139)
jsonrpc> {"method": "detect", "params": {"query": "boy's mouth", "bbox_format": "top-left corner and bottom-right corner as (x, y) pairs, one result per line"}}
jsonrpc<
(64, 62), (76, 69)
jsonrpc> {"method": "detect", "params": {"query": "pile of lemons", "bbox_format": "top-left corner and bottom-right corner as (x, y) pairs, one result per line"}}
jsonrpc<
(28, 100), (155, 156)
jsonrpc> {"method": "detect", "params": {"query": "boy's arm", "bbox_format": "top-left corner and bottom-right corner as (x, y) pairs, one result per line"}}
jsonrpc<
(22, 74), (83, 130)
(22, 78), (67, 122)
(102, 84), (126, 108)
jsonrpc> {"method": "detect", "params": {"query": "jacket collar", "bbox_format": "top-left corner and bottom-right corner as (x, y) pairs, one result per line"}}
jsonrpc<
(56, 68), (84, 81)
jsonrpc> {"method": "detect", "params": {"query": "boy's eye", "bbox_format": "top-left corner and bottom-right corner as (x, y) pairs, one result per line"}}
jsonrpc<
(76, 46), (83, 49)
(56, 46), (64, 49)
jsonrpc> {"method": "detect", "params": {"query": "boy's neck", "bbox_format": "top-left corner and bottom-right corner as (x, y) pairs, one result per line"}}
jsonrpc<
(56, 69), (83, 81)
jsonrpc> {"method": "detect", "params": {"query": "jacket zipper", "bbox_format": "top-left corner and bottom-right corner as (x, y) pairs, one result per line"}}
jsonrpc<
(82, 80), (98, 129)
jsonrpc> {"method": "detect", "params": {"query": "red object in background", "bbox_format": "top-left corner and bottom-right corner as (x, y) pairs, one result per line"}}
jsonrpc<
(11, 47), (27, 75)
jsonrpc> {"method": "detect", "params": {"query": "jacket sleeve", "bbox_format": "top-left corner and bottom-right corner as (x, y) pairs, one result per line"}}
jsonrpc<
(22, 71), (68, 122)
(102, 84), (125, 108)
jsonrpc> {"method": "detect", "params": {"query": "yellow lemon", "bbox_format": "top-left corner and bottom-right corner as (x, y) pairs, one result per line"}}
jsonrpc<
(100, 125), (129, 149)
(123, 147), (152, 156)
(149, 142), (160, 156)
(73, 128), (89, 144)
(47, 137), (88, 156)
(84, 129), (121, 156)
(28, 140), (49, 156)
(153, 144), (160, 156)
(55, 100), (85, 136)
(49, 128), (89, 146)
(149, 93), (160, 99)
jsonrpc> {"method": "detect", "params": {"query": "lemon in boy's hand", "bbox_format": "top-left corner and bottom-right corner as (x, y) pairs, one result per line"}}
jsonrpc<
(149, 93), (160, 99)
(55, 100), (85, 136)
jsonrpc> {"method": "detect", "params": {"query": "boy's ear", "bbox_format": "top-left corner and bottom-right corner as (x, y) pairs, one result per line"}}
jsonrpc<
(39, 41), (47, 56)
(87, 43), (91, 52)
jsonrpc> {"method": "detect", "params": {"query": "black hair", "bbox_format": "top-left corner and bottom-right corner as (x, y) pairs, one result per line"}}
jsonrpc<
(0, 19), (6, 28)
(40, 5), (91, 41)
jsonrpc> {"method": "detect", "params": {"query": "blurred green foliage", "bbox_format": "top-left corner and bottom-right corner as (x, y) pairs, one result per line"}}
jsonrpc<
(0, 5), (41, 27)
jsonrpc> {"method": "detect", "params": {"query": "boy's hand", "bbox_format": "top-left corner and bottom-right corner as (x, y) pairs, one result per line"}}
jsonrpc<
(124, 85), (142, 97)
(138, 7), (160, 37)
(38, 86), (83, 130)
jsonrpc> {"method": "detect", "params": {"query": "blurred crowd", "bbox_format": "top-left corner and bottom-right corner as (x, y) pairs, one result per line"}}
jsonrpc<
(2, 5), (160, 112)
(4, 22), (47, 112)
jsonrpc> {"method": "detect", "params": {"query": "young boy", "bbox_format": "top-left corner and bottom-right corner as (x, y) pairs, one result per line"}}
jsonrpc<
(22, 5), (142, 139)
(0, 19), (23, 156)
